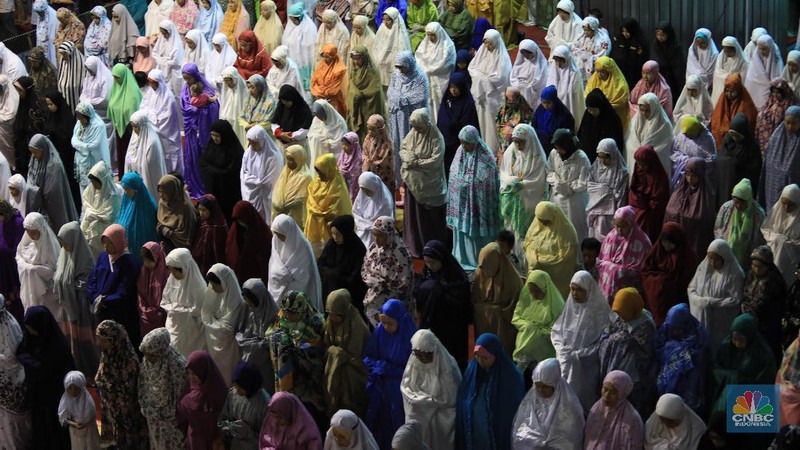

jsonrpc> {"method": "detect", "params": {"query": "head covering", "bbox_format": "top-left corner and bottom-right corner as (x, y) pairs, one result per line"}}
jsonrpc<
(118, 172), (159, 262)
(162, 248), (207, 355)
(757, 77), (798, 151)
(253, 0), (283, 54)
(27, 134), (78, 230)
(630, 60), (673, 118)
(260, 392), (323, 449)
(132, 36), (156, 74)
(596, 205), (652, 299)
(711, 72), (758, 149)
(468, 29), (512, 108)
(584, 370), (644, 450)
(54, 221), (96, 320)
(272, 84), (313, 132)
(587, 137), (628, 234)
(240, 277), (278, 343)
(524, 201), (578, 267)
(533, 86), (575, 147)
(225, 200), (271, 284)
(400, 329), (462, 442)
(512, 270), (565, 366)
(17, 212), (61, 300)
(306, 152), (353, 240)
(183, 29), (212, 71)
(353, 171), (394, 247)
(109, 4), (139, 62)
(339, 132), (363, 201)
(546, 0), (582, 49)
(58, 371), (96, 425)
(206, 33), (236, 86)
(499, 123), (548, 236)
(456, 333), (524, 450)
(156, 174), (197, 248)
(446, 125), (500, 237)
(194, 0), (223, 42)
(235, 30), (271, 79)
(653, 302), (709, 407)
(56, 41), (85, 111)
(626, 92), (674, 174)
(108, 64), (142, 136)
(391, 420), (430, 449)
(585, 56), (629, 123)
(268, 213), (321, 309)
(745, 34), (784, 109)
(81, 160), (121, 247)
(645, 393), (707, 449)
(136, 241), (168, 333)
(400, 108), (446, 205)
(628, 145), (670, 241)
(712, 35), (749, 104)
(511, 39), (548, 109)
(642, 222), (697, 325)
(612, 287), (644, 321)
(184, 350), (228, 410)
(664, 157), (715, 257)
(325, 409), (379, 450)
(272, 144), (312, 216)
(307, 99), (348, 162)
(511, 358), (585, 448)
(686, 28), (719, 86)
(0, 300), (25, 415)
(373, 7), (411, 85)
(219, 66), (248, 136)
(673, 74), (714, 124)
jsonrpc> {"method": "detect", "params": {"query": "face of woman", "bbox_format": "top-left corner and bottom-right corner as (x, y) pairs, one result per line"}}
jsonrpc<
(261, 3), (271, 17)
(707, 251), (724, 270)
(383, 15), (393, 29)
(782, 196), (798, 213)
(130, 123), (140, 134)
(25, 228), (41, 240)
(732, 331), (748, 349)
(248, 138), (262, 152)
(582, 25), (595, 38)
(141, 254), (156, 269)
(210, 130), (221, 145)
(112, 13), (121, 24)
(160, 27), (170, 39)
(167, 266), (184, 280)
(361, 187), (374, 197)
(96, 334), (113, 351)
(186, 38), (197, 50)
(182, 73), (196, 85)
(290, 16), (300, 25)
(101, 236), (117, 255)
(44, 97), (57, 113)
(113, 75), (123, 85)
(379, 314), (398, 334)
(321, 53), (334, 65)
(641, 69), (653, 84)
(323, 19), (335, 30)
(534, 382), (555, 398)
(247, 82), (260, 98)
(210, 280), (224, 293)
(224, 77), (235, 89)
(200, 0), (210, 9)
(557, 9), (569, 21)
(272, 58), (285, 69)
(270, 410), (291, 427)
(684, 171), (700, 187)
(595, 151), (612, 166)
(198, 204), (210, 221)
(372, 229), (389, 247)
(124, 187), (136, 198)
(639, 103), (651, 119)
(723, 46), (736, 57)
(482, 37), (495, 51)
(758, 43), (770, 58)
(412, 349), (434, 363)
(274, 231), (286, 241)
(785, 114), (800, 134)
(330, 226), (344, 245)
(448, 83), (461, 98)
(601, 382), (621, 407)
(661, 238), (676, 252)
(315, 167), (329, 182)
(724, 86), (739, 102)
(29, 58), (40, 70)
(791, 61), (800, 74)
(423, 256), (442, 272)
(239, 40), (252, 53)
(694, 37), (708, 49)
(614, 218), (631, 237)
(621, 27), (630, 39)
(569, 283), (587, 302)
(92, 14), (100, 25)
(527, 282), (545, 300)
(596, 69), (609, 81)
(353, 23), (364, 36)
(475, 352), (494, 369)
(332, 428), (351, 448)
(29, 147), (43, 160)
(460, 140), (475, 151)
(751, 259), (768, 278)
(426, 31), (438, 44)
(655, 29), (667, 43)
(90, 177), (102, 190)
(8, 186), (18, 198)
(285, 155), (297, 170)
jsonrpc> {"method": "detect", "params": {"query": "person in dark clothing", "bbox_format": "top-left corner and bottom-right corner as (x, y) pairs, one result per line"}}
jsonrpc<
(199, 119), (244, 222)
(741, 245), (786, 363)
(12, 76), (45, 175)
(413, 239), (471, 370)
(317, 214), (368, 316)
(42, 90), (80, 209)
(611, 18), (650, 90)
(17, 306), (75, 450)
(716, 113), (762, 209)
(436, 72), (479, 177)
(651, 21), (684, 106)
(578, 88), (624, 163)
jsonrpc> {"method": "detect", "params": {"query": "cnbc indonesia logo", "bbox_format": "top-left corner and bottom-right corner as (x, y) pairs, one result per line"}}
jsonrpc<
(731, 390), (775, 428)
